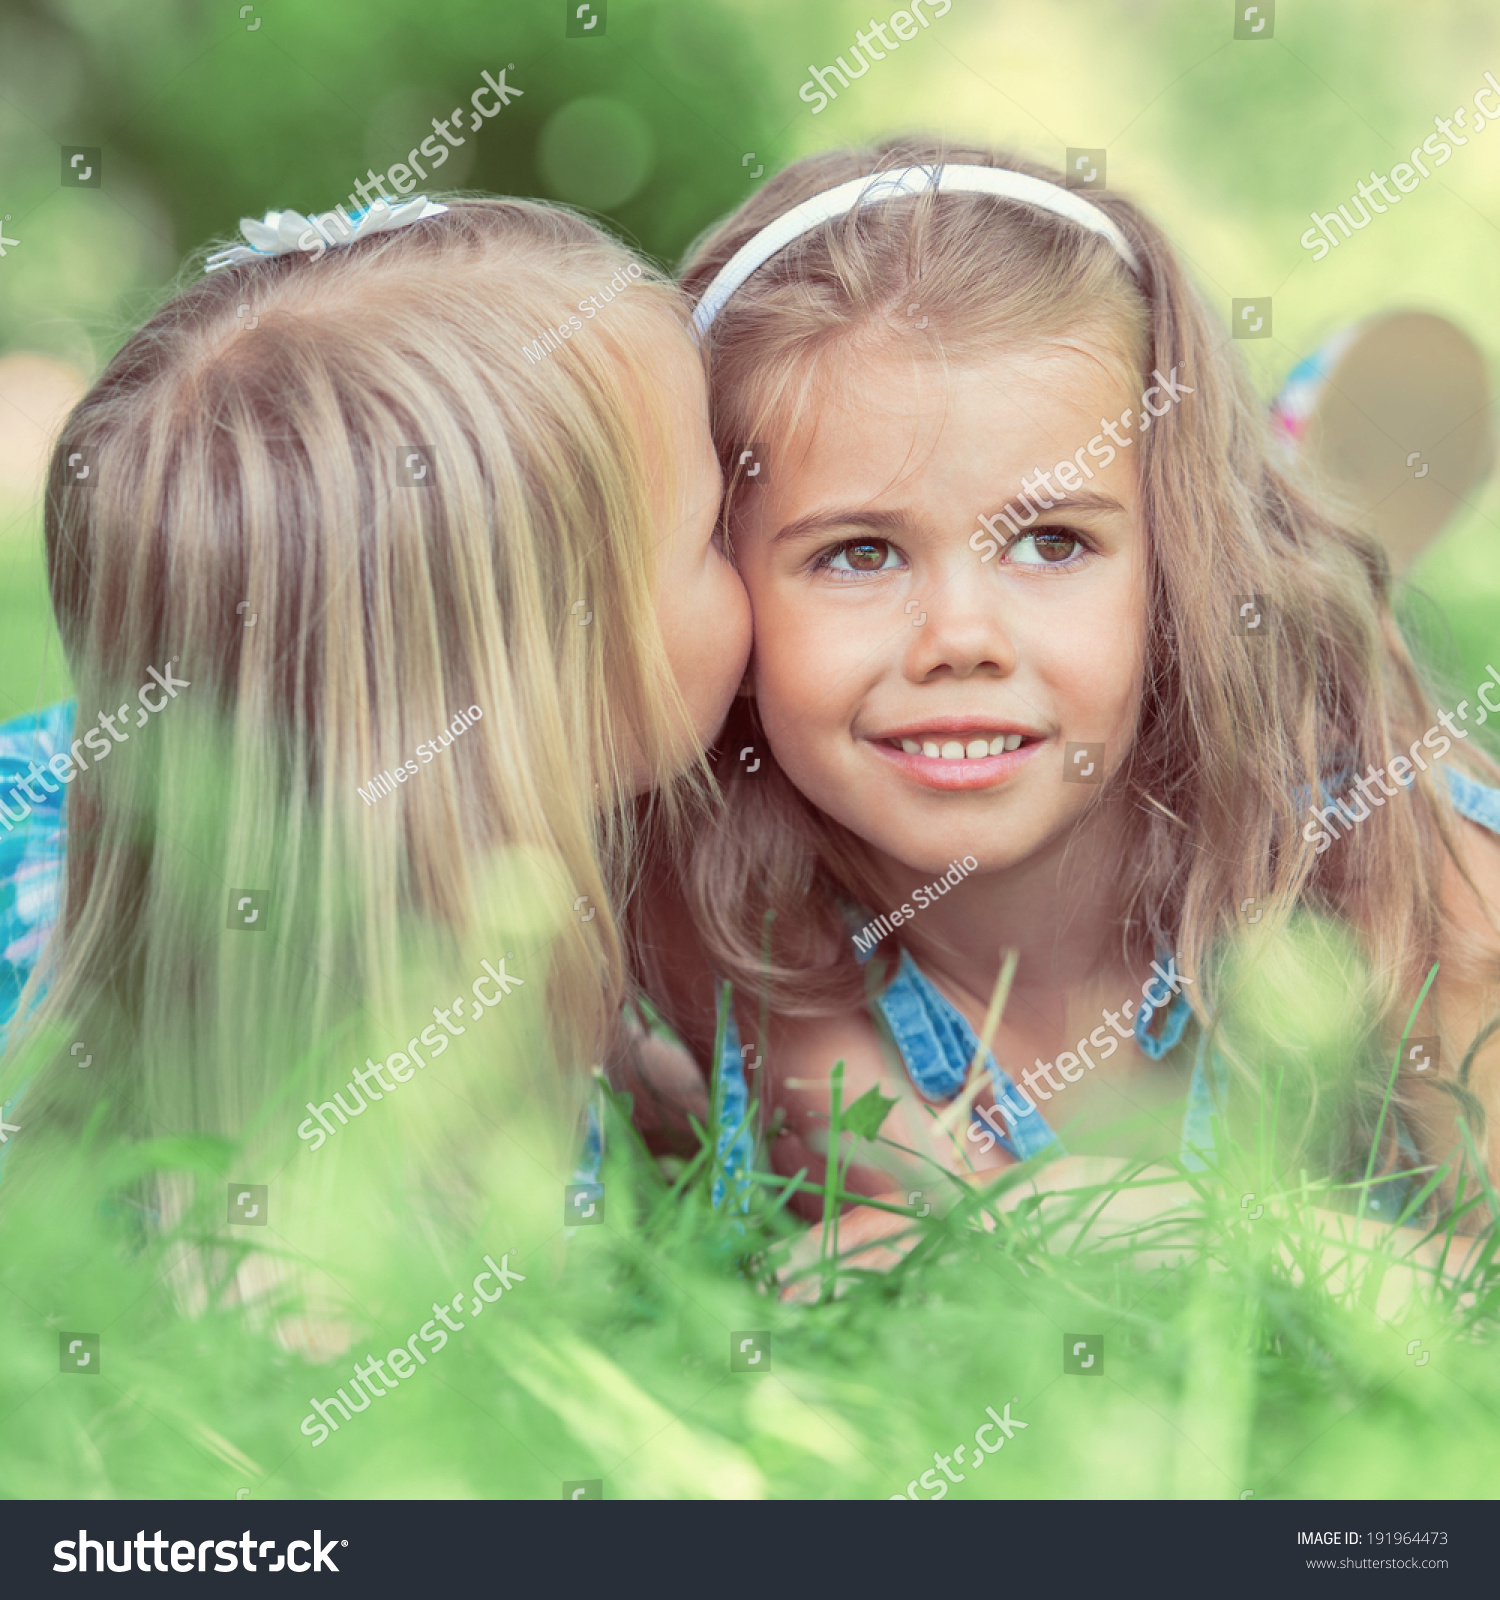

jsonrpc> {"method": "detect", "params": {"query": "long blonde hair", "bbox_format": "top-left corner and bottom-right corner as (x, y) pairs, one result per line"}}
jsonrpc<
(7, 197), (706, 1168)
(665, 137), (1500, 1174)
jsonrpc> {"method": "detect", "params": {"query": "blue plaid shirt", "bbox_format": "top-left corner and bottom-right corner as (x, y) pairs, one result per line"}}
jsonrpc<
(0, 701), (73, 1044)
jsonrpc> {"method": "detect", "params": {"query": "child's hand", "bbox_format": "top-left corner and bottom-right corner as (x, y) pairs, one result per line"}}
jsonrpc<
(778, 1193), (921, 1303)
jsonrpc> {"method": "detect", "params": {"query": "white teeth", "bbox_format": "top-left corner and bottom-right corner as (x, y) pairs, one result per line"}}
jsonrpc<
(897, 732), (1026, 760)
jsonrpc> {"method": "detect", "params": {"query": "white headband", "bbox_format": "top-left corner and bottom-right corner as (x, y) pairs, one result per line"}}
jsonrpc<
(691, 163), (1142, 336)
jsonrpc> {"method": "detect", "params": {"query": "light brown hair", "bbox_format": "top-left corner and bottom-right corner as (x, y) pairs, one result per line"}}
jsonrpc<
(660, 135), (1500, 1177)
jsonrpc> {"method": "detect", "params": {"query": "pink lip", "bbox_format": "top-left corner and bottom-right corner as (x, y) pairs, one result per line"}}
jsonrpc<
(866, 736), (1045, 791)
(873, 716), (1045, 742)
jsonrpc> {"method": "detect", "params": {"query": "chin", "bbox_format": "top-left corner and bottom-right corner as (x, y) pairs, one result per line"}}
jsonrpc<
(871, 821), (1048, 880)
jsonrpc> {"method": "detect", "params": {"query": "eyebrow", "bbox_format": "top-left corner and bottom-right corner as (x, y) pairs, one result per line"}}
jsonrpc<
(770, 491), (1126, 545)
(1033, 489), (1127, 517)
(770, 508), (910, 547)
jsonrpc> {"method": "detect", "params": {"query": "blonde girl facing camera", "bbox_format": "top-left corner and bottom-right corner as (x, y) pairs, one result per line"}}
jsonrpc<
(637, 140), (1500, 1268)
(0, 198), (749, 1299)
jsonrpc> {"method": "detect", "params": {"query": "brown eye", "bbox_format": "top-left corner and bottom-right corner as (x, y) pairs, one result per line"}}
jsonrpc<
(1006, 529), (1087, 567)
(843, 540), (892, 570)
(820, 537), (905, 577)
(1033, 532), (1081, 563)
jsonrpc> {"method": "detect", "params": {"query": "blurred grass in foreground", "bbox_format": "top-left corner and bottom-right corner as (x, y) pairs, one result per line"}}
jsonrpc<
(2, 907), (1496, 1501)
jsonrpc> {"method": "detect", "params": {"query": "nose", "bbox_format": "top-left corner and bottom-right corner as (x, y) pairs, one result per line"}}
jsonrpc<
(905, 569), (1016, 682)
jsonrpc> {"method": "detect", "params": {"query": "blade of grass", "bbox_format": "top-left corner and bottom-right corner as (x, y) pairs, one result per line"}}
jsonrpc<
(931, 949), (1019, 1152)
(1357, 961), (1439, 1232)
(820, 1059), (845, 1302)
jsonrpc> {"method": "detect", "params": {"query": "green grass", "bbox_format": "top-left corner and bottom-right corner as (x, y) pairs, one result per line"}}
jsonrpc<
(0, 500), (71, 723)
(2, 968), (1497, 1501)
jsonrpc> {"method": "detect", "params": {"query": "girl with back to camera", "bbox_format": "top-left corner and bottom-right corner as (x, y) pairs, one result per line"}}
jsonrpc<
(635, 138), (1500, 1273)
(0, 195), (750, 1331)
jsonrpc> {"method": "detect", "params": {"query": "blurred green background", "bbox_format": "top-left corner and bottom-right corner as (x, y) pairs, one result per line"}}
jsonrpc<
(1, 0), (1498, 723)
(3, 0), (1500, 1505)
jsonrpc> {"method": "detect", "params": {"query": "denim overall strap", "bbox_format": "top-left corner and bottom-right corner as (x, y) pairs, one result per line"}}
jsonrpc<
(573, 1099), (605, 1186)
(1364, 767), (1500, 1215)
(872, 948), (1063, 1162)
(1178, 1034), (1222, 1172)
(1446, 766), (1500, 832)
(1132, 948), (1202, 1167)
(712, 992), (756, 1211)
(1365, 1119), (1430, 1221)
(1133, 954), (1193, 1061)
(575, 995), (757, 1212)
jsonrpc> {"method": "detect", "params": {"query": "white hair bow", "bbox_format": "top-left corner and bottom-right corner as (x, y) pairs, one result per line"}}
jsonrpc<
(205, 196), (448, 273)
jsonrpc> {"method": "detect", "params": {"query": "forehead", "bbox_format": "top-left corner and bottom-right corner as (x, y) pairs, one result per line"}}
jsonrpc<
(773, 340), (1138, 492)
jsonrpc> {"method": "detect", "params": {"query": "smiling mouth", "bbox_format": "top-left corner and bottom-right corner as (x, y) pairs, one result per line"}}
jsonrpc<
(865, 727), (1045, 790)
(882, 731), (1030, 761)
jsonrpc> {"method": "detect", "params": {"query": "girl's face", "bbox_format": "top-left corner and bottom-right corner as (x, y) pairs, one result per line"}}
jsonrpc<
(640, 326), (752, 779)
(734, 341), (1149, 879)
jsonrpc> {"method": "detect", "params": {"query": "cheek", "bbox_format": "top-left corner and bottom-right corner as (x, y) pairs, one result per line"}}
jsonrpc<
(746, 578), (859, 732)
(1032, 579), (1147, 739)
(668, 558), (752, 737)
